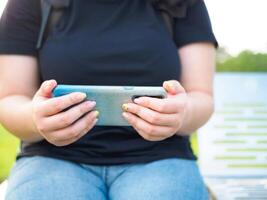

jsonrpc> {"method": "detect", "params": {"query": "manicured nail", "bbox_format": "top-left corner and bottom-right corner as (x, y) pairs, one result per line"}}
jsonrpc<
(90, 101), (96, 107)
(49, 79), (56, 85)
(122, 104), (128, 111)
(94, 110), (100, 118)
(122, 112), (129, 118)
(134, 98), (141, 104)
(92, 118), (98, 126)
(77, 93), (87, 100)
(165, 81), (173, 90)
(84, 101), (96, 108)
(44, 81), (52, 91)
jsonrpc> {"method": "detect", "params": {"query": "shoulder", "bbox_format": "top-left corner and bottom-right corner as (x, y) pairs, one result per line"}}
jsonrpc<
(1, 0), (41, 24)
(174, 0), (218, 48)
(0, 0), (41, 56)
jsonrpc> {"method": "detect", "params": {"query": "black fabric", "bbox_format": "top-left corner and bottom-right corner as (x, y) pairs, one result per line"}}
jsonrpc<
(0, 0), (218, 165)
(150, 0), (197, 18)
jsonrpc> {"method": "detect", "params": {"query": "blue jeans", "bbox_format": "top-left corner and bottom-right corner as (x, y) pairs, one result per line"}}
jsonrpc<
(5, 156), (208, 200)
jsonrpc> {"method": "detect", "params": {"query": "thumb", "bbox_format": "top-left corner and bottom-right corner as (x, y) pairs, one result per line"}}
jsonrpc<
(35, 79), (57, 99)
(163, 80), (185, 95)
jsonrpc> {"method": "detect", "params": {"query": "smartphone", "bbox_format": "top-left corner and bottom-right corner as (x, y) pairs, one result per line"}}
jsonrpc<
(52, 85), (168, 126)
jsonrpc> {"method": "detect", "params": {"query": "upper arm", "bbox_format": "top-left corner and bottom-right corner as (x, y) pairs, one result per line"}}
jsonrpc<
(0, 0), (41, 99)
(173, 0), (218, 95)
(178, 43), (216, 96)
(0, 55), (40, 99)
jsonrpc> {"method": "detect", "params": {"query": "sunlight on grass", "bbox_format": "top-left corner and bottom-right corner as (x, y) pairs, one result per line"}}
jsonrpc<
(0, 125), (20, 182)
(190, 132), (198, 157)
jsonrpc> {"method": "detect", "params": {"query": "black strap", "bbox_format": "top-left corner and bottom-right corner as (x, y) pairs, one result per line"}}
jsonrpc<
(36, 0), (69, 49)
(160, 11), (174, 38)
(37, 0), (175, 49)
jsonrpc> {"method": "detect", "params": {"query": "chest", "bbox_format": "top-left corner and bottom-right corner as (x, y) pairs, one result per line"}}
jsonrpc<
(38, 0), (181, 85)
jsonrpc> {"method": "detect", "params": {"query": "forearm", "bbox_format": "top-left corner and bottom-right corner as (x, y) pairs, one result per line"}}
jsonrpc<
(0, 95), (42, 142)
(177, 91), (214, 136)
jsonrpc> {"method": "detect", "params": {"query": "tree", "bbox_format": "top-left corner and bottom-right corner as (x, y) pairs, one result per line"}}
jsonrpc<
(216, 50), (267, 72)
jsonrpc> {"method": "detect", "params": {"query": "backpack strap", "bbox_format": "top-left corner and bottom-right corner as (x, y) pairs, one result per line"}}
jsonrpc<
(160, 11), (174, 38)
(151, 0), (198, 38)
(36, 0), (175, 49)
(36, 0), (70, 49)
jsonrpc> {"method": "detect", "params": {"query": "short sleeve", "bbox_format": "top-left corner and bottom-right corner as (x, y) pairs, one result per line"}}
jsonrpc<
(0, 0), (41, 56)
(174, 0), (218, 48)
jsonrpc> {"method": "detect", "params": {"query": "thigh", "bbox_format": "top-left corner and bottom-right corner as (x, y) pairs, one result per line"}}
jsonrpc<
(5, 156), (107, 200)
(109, 158), (208, 200)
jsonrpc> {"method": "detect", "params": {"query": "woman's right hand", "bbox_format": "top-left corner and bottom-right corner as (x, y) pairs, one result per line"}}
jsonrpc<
(31, 80), (99, 146)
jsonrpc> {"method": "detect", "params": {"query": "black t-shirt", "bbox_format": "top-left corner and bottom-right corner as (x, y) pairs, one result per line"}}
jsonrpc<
(0, 0), (217, 165)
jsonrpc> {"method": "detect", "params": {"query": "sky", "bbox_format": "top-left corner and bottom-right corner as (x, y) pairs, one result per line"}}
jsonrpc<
(0, 0), (267, 55)
(205, 0), (267, 55)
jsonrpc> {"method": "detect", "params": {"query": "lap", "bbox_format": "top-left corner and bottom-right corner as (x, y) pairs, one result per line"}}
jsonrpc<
(109, 158), (208, 200)
(5, 156), (208, 200)
(5, 156), (107, 200)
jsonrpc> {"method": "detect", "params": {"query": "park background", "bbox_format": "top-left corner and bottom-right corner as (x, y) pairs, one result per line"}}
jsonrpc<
(0, 0), (267, 186)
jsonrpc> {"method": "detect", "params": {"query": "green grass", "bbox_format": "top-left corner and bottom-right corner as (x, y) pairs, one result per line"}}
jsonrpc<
(213, 140), (246, 144)
(257, 141), (267, 144)
(247, 125), (267, 129)
(226, 148), (267, 152)
(216, 110), (243, 114)
(223, 102), (266, 108)
(226, 132), (267, 136)
(190, 132), (198, 157)
(0, 125), (20, 182)
(224, 118), (267, 122)
(214, 125), (237, 129)
(228, 164), (267, 168)
(215, 156), (256, 160)
(254, 110), (267, 114)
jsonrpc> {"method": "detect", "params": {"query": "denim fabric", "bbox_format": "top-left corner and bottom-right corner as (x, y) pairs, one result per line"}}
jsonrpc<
(5, 156), (208, 200)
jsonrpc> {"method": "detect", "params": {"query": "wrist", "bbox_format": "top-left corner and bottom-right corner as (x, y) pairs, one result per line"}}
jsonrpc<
(21, 101), (44, 142)
(176, 94), (193, 136)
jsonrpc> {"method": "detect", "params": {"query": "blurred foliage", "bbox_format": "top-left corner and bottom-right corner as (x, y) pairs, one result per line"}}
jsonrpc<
(0, 125), (20, 182)
(190, 132), (198, 157)
(216, 49), (267, 72)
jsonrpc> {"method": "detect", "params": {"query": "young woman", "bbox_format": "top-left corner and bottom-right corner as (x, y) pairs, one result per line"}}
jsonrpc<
(0, 0), (217, 199)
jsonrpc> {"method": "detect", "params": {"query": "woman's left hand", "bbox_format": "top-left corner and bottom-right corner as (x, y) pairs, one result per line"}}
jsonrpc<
(122, 80), (188, 141)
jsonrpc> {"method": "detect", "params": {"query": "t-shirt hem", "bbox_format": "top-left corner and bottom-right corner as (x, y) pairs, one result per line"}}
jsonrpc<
(0, 40), (38, 57)
(17, 151), (197, 166)
(175, 31), (219, 49)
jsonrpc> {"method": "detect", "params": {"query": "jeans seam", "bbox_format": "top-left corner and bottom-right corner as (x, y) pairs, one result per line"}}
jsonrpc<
(104, 166), (108, 184)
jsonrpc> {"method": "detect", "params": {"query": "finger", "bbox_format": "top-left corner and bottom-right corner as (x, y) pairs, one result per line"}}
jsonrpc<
(122, 112), (175, 141)
(41, 100), (97, 131)
(50, 117), (98, 147)
(37, 92), (87, 116)
(47, 111), (99, 145)
(122, 103), (179, 126)
(34, 79), (57, 100)
(133, 94), (187, 114)
(163, 80), (185, 95)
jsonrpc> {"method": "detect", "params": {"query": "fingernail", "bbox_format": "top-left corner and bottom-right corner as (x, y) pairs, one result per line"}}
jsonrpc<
(165, 81), (173, 89)
(122, 112), (128, 118)
(77, 93), (87, 100)
(49, 79), (56, 85)
(93, 118), (98, 125)
(85, 101), (96, 108)
(122, 104), (128, 111)
(94, 110), (100, 118)
(90, 101), (96, 107)
(44, 81), (52, 90)
(134, 98), (141, 104)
